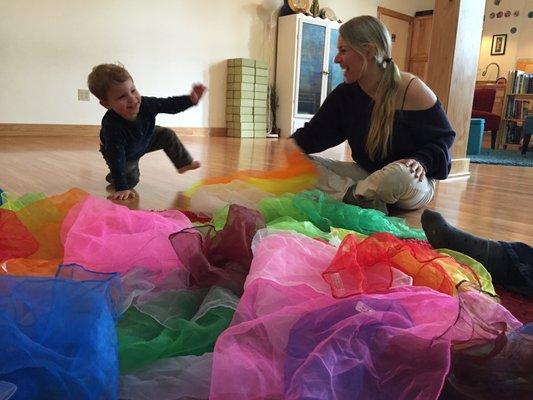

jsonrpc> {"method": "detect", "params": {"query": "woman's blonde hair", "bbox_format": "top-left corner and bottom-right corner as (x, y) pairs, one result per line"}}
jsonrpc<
(339, 16), (401, 160)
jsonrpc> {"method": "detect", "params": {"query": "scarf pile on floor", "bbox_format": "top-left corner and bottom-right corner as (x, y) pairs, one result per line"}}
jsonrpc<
(1, 153), (531, 400)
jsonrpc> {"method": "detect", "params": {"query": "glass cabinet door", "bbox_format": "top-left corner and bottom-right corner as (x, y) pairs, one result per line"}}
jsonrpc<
(296, 22), (326, 115)
(327, 28), (343, 94)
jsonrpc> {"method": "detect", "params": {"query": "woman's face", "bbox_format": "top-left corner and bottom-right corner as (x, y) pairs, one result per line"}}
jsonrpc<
(334, 35), (366, 84)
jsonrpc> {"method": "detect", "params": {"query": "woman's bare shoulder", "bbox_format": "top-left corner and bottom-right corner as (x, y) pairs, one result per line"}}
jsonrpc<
(398, 72), (437, 111)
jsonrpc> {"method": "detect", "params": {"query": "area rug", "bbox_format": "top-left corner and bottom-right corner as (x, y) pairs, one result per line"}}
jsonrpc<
(469, 149), (533, 167)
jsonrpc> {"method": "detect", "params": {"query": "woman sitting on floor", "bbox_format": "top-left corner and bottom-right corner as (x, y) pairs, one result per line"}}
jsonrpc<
(288, 15), (456, 214)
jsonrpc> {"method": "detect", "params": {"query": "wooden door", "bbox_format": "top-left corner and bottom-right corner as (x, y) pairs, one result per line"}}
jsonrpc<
(408, 14), (433, 81)
(410, 15), (433, 59)
(409, 60), (428, 80)
(377, 7), (413, 71)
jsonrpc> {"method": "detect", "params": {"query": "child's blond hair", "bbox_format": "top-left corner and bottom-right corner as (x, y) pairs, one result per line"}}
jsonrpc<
(87, 63), (133, 101)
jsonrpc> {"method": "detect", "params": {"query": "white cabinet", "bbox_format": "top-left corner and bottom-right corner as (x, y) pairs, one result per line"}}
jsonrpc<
(276, 14), (343, 137)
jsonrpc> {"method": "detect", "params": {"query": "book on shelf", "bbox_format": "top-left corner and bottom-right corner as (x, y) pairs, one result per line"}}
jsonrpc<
(505, 99), (530, 120)
(499, 70), (533, 146)
(504, 123), (522, 144)
(506, 70), (533, 94)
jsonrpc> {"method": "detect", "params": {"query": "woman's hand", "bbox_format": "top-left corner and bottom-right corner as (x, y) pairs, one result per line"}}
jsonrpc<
(397, 159), (426, 181)
(281, 138), (302, 155)
(107, 189), (136, 201)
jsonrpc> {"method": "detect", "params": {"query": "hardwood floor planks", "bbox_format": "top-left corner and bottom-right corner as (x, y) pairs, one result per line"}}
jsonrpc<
(1, 135), (532, 245)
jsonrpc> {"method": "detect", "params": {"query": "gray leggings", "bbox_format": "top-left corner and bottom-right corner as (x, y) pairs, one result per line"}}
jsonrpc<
(310, 156), (435, 210)
(105, 126), (193, 189)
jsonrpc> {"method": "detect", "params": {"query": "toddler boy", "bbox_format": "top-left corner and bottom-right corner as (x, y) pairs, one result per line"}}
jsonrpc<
(87, 63), (204, 200)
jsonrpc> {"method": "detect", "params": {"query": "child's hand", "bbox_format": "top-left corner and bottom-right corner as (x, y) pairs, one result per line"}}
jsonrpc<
(190, 84), (207, 104)
(107, 189), (136, 201)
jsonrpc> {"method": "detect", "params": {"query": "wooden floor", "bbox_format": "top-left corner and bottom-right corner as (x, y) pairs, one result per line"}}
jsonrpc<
(1, 135), (532, 245)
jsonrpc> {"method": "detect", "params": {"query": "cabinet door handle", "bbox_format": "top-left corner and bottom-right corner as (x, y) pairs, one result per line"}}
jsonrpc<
(322, 71), (329, 75)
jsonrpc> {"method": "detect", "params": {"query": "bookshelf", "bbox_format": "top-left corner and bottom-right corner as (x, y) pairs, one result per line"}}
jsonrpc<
(496, 70), (533, 149)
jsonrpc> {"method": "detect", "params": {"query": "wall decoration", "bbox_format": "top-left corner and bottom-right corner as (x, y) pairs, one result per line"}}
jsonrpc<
(514, 10), (520, 17)
(319, 7), (337, 21)
(309, 0), (319, 17)
(286, 0), (310, 14)
(510, 27), (517, 34)
(504, 10), (511, 17)
(490, 12), (495, 19)
(280, 0), (310, 16)
(491, 34), (507, 55)
(497, 11), (503, 18)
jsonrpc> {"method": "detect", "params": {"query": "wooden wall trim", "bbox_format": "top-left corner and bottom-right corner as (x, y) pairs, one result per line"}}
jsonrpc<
(0, 124), (227, 137)
(178, 127), (227, 137)
(377, 6), (414, 23)
(0, 124), (100, 137)
(448, 157), (470, 178)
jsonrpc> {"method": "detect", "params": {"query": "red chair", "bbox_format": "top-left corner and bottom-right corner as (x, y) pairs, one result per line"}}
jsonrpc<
(471, 88), (501, 149)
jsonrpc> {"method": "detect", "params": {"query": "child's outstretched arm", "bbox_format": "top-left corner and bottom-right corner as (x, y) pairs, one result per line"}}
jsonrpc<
(189, 84), (207, 105)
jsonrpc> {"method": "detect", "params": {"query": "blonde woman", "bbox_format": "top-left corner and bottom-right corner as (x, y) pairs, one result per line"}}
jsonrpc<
(290, 16), (455, 214)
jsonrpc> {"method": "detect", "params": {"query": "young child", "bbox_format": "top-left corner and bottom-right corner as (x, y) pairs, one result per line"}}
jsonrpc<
(87, 63), (204, 200)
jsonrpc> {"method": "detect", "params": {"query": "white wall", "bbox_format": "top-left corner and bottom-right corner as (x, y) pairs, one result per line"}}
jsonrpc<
(477, 0), (533, 81)
(0, 0), (434, 127)
(516, 2), (533, 59)
(324, 0), (434, 20)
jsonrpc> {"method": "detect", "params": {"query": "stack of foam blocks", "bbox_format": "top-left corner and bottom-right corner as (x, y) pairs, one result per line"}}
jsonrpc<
(226, 58), (269, 138)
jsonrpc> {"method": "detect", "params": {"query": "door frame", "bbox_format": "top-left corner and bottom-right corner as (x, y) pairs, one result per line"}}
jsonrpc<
(377, 6), (414, 71)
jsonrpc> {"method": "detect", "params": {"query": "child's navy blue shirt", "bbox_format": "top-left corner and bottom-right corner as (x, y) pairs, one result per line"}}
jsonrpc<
(100, 96), (193, 190)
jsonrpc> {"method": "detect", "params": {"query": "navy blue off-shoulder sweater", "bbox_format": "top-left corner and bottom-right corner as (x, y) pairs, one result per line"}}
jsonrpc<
(291, 82), (456, 180)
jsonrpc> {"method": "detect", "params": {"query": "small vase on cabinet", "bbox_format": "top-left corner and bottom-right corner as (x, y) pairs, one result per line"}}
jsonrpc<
(276, 14), (343, 137)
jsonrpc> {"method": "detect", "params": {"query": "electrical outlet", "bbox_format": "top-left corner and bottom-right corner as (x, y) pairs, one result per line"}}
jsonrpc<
(77, 89), (90, 101)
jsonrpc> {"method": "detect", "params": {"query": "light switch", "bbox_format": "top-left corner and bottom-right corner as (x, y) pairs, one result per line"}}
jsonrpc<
(78, 89), (90, 101)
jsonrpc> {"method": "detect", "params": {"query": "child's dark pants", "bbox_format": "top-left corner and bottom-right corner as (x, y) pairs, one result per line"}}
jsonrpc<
(105, 126), (193, 189)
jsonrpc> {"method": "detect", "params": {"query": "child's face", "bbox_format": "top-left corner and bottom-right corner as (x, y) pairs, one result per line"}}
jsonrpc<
(100, 79), (141, 120)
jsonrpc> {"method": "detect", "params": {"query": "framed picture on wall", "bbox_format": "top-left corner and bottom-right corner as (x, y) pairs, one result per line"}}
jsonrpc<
(491, 34), (507, 55)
